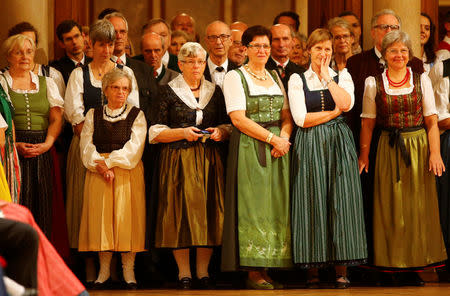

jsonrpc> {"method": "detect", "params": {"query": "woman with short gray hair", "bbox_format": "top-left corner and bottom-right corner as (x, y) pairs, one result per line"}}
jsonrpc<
(149, 42), (230, 289)
(64, 18), (139, 285)
(359, 30), (447, 283)
(78, 68), (147, 289)
(328, 17), (355, 71)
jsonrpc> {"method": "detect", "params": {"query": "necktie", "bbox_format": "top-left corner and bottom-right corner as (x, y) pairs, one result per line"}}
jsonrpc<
(216, 66), (224, 72)
(116, 58), (124, 65)
(154, 71), (158, 78)
(75, 62), (82, 68)
(277, 65), (285, 79)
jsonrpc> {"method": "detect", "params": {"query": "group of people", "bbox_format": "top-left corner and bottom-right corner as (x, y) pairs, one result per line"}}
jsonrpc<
(0, 6), (449, 293)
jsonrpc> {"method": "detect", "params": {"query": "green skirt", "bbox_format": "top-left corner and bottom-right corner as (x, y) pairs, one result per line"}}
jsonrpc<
(291, 117), (367, 267)
(373, 128), (447, 268)
(222, 125), (292, 270)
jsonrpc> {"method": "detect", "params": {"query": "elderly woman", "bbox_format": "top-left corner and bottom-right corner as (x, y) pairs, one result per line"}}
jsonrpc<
(290, 32), (309, 69)
(420, 13), (437, 73)
(169, 30), (189, 56)
(0, 81), (20, 201)
(288, 28), (366, 289)
(328, 18), (354, 72)
(149, 42), (229, 289)
(359, 30), (447, 283)
(221, 26), (293, 289)
(64, 19), (139, 253)
(8, 22), (65, 97)
(78, 68), (146, 289)
(0, 34), (64, 237)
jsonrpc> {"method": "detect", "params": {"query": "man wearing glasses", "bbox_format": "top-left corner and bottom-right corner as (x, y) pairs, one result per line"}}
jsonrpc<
(204, 21), (238, 88)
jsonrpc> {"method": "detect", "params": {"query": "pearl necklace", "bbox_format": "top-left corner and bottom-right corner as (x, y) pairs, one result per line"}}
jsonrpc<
(244, 65), (267, 81)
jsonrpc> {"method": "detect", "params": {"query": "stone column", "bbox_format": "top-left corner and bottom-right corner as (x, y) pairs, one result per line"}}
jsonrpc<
(0, 0), (52, 67)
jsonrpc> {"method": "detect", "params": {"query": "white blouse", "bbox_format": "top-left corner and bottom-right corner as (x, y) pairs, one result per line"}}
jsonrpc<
(0, 114), (7, 129)
(429, 61), (450, 122)
(37, 64), (65, 98)
(288, 66), (355, 127)
(64, 64), (140, 125)
(223, 66), (288, 114)
(361, 68), (437, 119)
(0, 70), (64, 109)
(80, 104), (147, 172)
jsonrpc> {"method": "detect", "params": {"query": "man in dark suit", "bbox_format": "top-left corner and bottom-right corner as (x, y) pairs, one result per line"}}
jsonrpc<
(266, 24), (305, 90)
(141, 32), (179, 85)
(135, 19), (181, 73)
(204, 21), (238, 88)
(105, 12), (158, 119)
(50, 20), (92, 85)
(346, 9), (424, 144)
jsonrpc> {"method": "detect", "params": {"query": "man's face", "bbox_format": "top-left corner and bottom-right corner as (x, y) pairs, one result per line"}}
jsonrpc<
(341, 15), (361, 44)
(60, 26), (84, 57)
(109, 16), (128, 55)
(270, 24), (293, 60)
(278, 16), (297, 32)
(371, 14), (400, 50)
(142, 34), (163, 69)
(228, 30), (245, 66)
(205, 22), (231, 60)
(172, 15), (195, 36)
(148, 23), (170, 52)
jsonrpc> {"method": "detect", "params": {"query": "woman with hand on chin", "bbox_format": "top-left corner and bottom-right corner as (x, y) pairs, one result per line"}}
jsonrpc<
(359, 30), (447, 285)
(78, 68), (146, 289)
(288, 28), (367, 289)
(221, 25), (293, 290)
(149, 42), (230, 289)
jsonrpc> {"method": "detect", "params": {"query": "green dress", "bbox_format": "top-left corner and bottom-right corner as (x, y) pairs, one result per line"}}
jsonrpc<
(222, 68), (292, 271)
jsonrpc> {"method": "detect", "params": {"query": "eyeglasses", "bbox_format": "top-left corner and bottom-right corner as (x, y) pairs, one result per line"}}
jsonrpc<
(247, 43), (271, 50)
(374, 24), (400, 31)
(109, 85), (130, 93)
(206, 34), (230, 42)
(333, 34), (351, 41)
(386, 48), (409, 55)
(181, 60), (206, 66)
(232, 41), (243, 47)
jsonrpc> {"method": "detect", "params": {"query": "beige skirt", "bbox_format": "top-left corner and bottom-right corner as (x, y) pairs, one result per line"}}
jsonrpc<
(78, 158), (146, 252)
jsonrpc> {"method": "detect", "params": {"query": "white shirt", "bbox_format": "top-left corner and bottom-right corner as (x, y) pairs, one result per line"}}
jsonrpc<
(361, 68), (437, 119)
(271, 56), (289, 68)
(64, 64), (139, 125)
(162, 51), (169, 67)
(288, 66), (355, 127)
(37, 65), (65, 98)
(207, 57), (228, 89)
(0, 70), (64, 109)
(429, 61), (450, 123)
(156, 64), (163, 76)
(0, 114), (7, 129)
(70, 54), (86, 66)
(80, 105), (147, 171)
(223, 66), (288, 114)
(111, 53), (127, 65)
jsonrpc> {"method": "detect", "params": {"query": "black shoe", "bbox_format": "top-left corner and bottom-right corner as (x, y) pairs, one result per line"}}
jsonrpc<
(305, 279), (320, 289)
(124, 282), (138, 290)
(197, 276), (214, 289)
(178, 277), (192, 289)
(92, 278), (112, 290)
(400, 272), (425, 286)
(335, 276), (350, 289)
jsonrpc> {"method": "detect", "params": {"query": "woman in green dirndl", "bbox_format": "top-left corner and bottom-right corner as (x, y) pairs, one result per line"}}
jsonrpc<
(288, 29), (367, 288)
(221, 25), (293, 290)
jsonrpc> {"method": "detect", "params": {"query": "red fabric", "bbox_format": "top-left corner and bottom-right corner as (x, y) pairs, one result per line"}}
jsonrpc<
(0, 256), (6, 268)
(438, 40), (450, 52)
(0, 201), (85, 296)
(49, 147), (70, 260)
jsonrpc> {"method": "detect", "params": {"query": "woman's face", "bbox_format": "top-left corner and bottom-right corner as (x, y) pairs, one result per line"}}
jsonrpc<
(169, 36), (187, 56)
(385, 41), (409, 71)
(246, 35), (271, 65)
(179, 53), (206, 83)
(308, 40), (332, 69)
(331, 26), (353, 55)
(420, 15), (431, 46)
(7, 40), (35, 72)
(104, 77), (130, 107)
(92, 40), (114, 63)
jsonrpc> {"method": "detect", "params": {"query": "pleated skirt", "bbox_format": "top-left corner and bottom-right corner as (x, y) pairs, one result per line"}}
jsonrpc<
(438, 130), (450, 253)
(65, 135), (87, 248)
(291, 117), (367, 267)
(373, 129), (447, 268)
(78, 157), (146, 252)
(155, 143), (224, 248)
(16, 130), (53, 237)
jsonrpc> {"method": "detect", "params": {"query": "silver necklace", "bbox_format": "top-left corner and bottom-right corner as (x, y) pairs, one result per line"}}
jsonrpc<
(244, 64), (267, 81)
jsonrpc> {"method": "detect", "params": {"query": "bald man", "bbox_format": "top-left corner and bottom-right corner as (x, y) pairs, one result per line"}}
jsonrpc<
(230, 21), (248, 32)
(204, 21), (238, 88)
(141, 32), (179, 85)
(266, 24), (305, 89)
(171, 13), (198, 41)
(228, 29), (246, 67)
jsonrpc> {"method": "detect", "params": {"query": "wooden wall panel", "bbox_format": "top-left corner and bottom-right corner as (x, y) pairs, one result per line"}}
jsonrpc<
(421, 0), (439, 46)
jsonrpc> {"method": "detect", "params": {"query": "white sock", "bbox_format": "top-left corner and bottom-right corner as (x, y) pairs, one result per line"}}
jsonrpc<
(96, 251), (113, 283)
(121, 252), (136, 284)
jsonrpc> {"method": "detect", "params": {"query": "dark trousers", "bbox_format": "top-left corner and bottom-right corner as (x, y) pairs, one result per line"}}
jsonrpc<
(0, 218), (39, 288)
